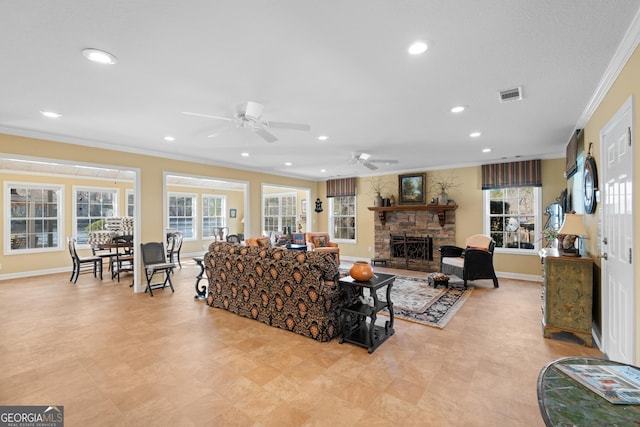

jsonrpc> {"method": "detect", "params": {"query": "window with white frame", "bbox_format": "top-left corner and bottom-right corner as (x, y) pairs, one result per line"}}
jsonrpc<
(329, 196), (356, 241)
(484, 186), (541, 252)
(74, 187), (118, 244)
(126, 190), (135, 217)
(168, 193), (196, 239)
(202, 194), (225, 238)
(263, 192), (297, 234)
(6, 183), (63, 252)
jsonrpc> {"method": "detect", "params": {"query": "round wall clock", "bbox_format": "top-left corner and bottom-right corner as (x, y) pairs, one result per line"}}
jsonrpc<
(583, 154), (598, 214)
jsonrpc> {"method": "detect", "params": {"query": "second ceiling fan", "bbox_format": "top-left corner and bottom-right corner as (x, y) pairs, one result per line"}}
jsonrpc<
(352, 152), (399, 170)
(182, 101), (311, 143)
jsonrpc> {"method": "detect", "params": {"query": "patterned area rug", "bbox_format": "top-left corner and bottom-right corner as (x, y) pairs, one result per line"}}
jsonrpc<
(375, 275), (473, 329)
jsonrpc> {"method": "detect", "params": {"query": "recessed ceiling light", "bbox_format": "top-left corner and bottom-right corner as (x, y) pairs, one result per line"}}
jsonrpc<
(241, 152), (249, 157)
(284, 162), (292, 166)
(164, 136), (175, 142)
(320, 169), (326, 173)
(470, 131), (482, 138)
(317, 135), (329, 141)
(408, 40), (429, 55)
(482, 148), (492, 153)
(40, 111), (62, 118)
(450, 106), (466, 113)
(82, 48), (118, 65)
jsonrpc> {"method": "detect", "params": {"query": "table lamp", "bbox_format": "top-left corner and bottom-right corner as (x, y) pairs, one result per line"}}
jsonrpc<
(558, 213), (588, 256)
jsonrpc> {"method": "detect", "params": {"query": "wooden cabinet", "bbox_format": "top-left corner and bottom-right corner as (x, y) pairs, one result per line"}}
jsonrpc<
(540, 248), (593, 347)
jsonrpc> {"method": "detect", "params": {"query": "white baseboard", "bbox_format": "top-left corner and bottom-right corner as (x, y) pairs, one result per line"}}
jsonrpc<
(0, 267), (69, 281)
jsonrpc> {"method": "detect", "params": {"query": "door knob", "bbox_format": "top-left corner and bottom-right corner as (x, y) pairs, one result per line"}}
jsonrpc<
(600, 253), (608, 260)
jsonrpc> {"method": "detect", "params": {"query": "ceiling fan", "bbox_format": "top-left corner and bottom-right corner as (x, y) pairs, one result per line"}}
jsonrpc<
(182, 101), (311, 143)
(351, 152), (399, 170)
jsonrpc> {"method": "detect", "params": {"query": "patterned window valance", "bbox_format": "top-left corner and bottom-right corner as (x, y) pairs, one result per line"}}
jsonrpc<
(326, 177), (356, 197)
(481, 159), (542, 190)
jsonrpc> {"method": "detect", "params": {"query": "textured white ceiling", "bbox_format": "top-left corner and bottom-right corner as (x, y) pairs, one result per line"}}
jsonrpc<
(1, 0), (639, 180)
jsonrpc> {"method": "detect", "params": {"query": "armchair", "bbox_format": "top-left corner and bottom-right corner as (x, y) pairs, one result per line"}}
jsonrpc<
(305, 232), (340, 265)
(439, 234), (499, 288)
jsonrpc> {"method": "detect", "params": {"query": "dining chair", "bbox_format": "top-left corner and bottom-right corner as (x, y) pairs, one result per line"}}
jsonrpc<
(141, 242), (175, 296)
(111, 235), (134, 282)
(68, 237), (103, 284)
(166, 232), (183, 269)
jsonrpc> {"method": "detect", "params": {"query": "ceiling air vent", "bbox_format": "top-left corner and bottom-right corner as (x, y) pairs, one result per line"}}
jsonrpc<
(498, 87), (523, 103)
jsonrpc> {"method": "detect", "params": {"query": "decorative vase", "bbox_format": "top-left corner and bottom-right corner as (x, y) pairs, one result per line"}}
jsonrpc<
(389, 195), (395, 206)
(438, 191), (448, 205)
(350, 261), (374, 282)
(374, 193), (383, 207)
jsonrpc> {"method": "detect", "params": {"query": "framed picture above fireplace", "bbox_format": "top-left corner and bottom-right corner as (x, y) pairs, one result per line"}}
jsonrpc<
(398, 173), (426, 205)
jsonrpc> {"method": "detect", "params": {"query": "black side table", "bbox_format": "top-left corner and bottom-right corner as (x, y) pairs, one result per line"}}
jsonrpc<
(339, 273), (395, 353)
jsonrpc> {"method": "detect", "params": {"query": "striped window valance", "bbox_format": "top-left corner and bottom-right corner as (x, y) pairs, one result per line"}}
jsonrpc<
(481, 159), (542, 189)
(326, 177), (356, 197)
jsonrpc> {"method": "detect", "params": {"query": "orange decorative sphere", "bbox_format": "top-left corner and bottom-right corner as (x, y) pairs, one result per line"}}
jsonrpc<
(349, 261), (374, 281)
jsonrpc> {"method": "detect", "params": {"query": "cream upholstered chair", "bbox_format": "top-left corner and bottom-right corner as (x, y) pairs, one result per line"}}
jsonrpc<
(439, 234), (499, 288)
(305, 232), (340, 265)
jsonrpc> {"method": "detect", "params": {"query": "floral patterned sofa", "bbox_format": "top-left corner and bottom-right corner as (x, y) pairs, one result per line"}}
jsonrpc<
(204, 242), (343, 342)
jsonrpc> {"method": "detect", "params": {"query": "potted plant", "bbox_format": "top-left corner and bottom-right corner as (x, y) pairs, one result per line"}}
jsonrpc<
(542, 227), (559, 248)
(369, 177), (388, 207)
(430, 173), (459, 205)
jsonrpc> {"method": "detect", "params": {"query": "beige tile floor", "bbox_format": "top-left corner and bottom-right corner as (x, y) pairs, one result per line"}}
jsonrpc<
(0, 260), (601, 426)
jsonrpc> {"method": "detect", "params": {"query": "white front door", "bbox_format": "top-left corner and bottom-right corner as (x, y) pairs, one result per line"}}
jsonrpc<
(601, 96), (635, 364)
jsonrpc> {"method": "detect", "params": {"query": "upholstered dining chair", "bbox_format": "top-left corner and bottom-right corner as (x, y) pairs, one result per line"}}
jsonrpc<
(67, 237), (103, 284)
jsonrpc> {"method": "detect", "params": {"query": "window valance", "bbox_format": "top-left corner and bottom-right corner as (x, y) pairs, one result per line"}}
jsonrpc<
(481, 159), (542, 189)
(326, 177), (356, 197)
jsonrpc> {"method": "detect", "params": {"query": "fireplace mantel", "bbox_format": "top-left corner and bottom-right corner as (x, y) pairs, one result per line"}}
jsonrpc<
(368, 204), (457, 227)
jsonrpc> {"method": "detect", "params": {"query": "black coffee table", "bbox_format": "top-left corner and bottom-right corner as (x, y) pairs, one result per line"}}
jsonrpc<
(285, 244), (307, 251)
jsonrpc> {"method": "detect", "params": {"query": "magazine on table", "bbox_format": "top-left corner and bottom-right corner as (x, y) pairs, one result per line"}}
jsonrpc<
(557, 364), (640, 404)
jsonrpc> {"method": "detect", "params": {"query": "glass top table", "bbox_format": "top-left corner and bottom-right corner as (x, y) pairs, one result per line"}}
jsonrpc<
(537, 356), (640, 426)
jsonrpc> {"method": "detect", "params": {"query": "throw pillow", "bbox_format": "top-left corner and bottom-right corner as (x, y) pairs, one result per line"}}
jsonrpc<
(313, 236), (327, 247)
(256, 237), (270, 247)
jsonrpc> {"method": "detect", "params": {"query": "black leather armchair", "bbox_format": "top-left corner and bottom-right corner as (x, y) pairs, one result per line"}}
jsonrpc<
(439, 234), (499, 288)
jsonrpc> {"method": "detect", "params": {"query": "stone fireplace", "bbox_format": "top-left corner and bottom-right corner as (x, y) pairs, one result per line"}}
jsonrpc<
(369, 205), (456, 272)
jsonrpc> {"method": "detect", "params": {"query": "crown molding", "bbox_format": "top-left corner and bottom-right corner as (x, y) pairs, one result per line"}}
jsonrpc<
(576, 8), (640, 130)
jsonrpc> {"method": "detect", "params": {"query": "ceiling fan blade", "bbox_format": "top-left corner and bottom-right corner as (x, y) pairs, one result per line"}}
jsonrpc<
(182, 111), (235, 122)
(363, 162), (378, 170)
(370, 159), (399, 164)
(267, 121), (311, 131)
(254, 127), (278, 143)
(207, 126), (234, 138)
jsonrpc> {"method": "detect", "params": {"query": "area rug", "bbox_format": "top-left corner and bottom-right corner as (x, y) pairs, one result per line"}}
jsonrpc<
(375, 275), (473, 329)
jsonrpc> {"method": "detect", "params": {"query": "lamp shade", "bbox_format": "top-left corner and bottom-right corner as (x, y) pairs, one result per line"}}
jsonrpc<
(558, 214), (588, 237)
